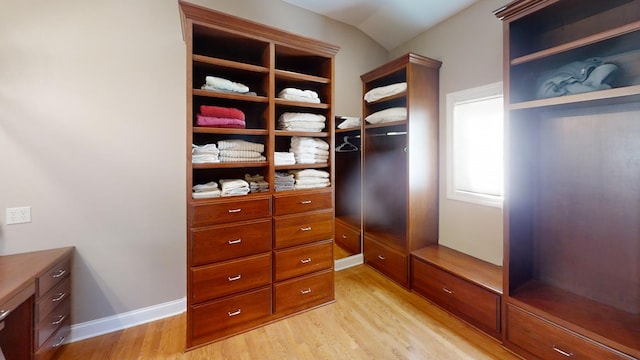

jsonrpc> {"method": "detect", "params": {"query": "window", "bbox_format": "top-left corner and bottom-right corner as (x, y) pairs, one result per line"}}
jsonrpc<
(446, 82), (504, 207)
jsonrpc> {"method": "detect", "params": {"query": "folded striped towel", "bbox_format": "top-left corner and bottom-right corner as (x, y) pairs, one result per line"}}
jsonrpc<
(218, 139), (264, 153)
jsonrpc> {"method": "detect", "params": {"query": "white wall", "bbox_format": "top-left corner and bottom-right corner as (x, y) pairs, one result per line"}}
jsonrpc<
(0, 0), (386, 325)
(390, 0), (505, 265)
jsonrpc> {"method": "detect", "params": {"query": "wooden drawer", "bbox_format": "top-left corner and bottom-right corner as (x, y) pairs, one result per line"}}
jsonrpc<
(335, 220), (361, 255)
(191, 196), (271, 226)
(190, 287), (271, 347)
(273, 269), (334, 315)
(273, 190), (332, 215)
(37, 256), (71, 299)
(412, 258), (500, 337)
(35, 296), (70, 348)
(363, 236), (408, 287)
(34, 316), (70, 360)
(191, 219), (272, 266)
(274, 210), (333, 249)
(274, 240), (333, 281)
(36, 276), (71, 324)
(191, 253), (271, 303)
(506, 304), (634, 360)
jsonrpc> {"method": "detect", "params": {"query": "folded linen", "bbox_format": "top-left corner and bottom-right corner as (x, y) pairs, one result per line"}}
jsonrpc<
(365, 107), (407, 124)
(205, 76), (250, 94)
(295, 177), (331, 185)
(217, 139), (264, 153)
(219, 150), (264, 159)
(279, 112), (326, 123)
(295, 182), (330, 190)
(192, 190), (221, 199)
(192, 154), (220, 163)
(364, 82), (407, 103)
(244, 173), (265, 182)
(291, 136), (329, 150)
(337, 116), (361, 129)
(278, 88), (319, 99)
(192, 143), (219, 155)
(200, 105), (245, 120)
(196, 115), (246, 128)
(289, 145), (330, 156)
(220, 155), (266, 162)
(274, 152), (296, 165)
(192, 181), (218, 192)
(290, 169), (330, 179)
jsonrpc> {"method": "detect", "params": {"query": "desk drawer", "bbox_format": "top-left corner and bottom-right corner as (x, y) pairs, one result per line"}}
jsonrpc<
(506, 304), (633, 359)
(363, 237), (407, 287)
(36, 277), (71, 323)
(191, 196), (271, 226)
(273, 269), (334, 315)
(191, 253), (271, 303)
(274, 240), (333, 281)
(37, 256), (71, 299)
(274, 210), (333, 249)
(190, 287), (271, 347)
(273, 190), (332, 215)
(35, 296), (70, 348)
(191, 219), (272, 266)
(34, 316), (70, 360)
(412, 259), (500, 337)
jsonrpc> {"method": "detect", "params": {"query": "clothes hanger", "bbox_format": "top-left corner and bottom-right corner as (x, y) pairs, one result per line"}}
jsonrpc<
(335, 135), (359, 152)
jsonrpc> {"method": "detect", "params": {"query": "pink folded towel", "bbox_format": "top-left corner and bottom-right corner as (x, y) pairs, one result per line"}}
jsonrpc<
(196, 115), (246, 128)
(199, 105), (245, 120)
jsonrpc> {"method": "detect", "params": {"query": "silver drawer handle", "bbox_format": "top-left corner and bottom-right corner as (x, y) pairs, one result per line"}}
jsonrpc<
(377, 255), (386, 260)
(52, 335), (66, 348)
(52, 292), (67, 302)
(300, 200), (312, 204)
(228, 309), (241, 317)
(300, 226), (312, 231)
(52, 269), (67, 278)
(342, 234), (347, 239)
(443, 287), (454, 294)
(300, 288), (312, 295)
(228, 274), (242, 282)
(228, 239), (242, 245)
(228, 208), (242, 213)
(300, 258), (312, 264)
(0, 309), (11, 321)
(552, 345), (574, 357)
(52, 314), (67, 325)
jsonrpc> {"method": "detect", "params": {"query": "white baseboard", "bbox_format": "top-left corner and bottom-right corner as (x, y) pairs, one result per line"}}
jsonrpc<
(68, 297), (186, 343)
(335, 253), (363, 271)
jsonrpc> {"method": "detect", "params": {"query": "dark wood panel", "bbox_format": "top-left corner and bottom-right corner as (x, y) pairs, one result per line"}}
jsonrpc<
(363, 236), (408, 287)
(273, 210), (333, 249)
(191, 196), (271, 226)
(273, 189), (332, 216)
(273, 269), (334, 316)
(274, 240), (333, 281)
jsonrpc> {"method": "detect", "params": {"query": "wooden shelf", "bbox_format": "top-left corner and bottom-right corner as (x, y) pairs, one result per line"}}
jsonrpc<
(274, 163), (329, 171)
(275, 69), (329, 84)
(192, 89), (268, 102)
(274, 98), (329, 109)
(274, 130), (328, 137)
(193, 127), (269, 135)
(192, 161), (268, 169)
(365, 92), (407, 105)
(509, 84), (640, 110)
(364, 120), (408, 130)
(193, 54), (269, 73)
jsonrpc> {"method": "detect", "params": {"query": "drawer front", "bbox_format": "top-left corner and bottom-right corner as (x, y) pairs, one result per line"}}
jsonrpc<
(335, 221), (361, 254)
(274, 240), (333, 281)
(34, 316), (70, 360)
(191, 253), (271, 303)
(191, 219), (272, 266)
(35, 296), (70, 348)
(273, 190), (332, 216)
(37, 276), (71, 323)
(37, 256), (71, 298)
(274, 210), (333, 249)
(190, 287), (271, 347)
(412, 259), (500, 336)
(273, 269), (334, 315)
(363, 237), (408, 287)
(506, 304), (633, 360)
(191, 196), (271, 226)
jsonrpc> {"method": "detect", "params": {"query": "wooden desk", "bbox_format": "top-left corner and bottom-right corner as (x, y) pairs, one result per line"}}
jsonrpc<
(0, 247), (74, 360)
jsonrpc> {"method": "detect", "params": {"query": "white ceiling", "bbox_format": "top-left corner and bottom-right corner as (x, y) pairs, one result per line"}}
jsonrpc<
(282, 0), (479, 50)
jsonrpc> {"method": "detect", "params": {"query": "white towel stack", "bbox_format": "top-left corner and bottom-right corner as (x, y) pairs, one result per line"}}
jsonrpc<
(245, 174), (269, 193)
(290, 136), (329, 164)
(192, 181), (221, 199)
(217, 139), (266, 162)
(278, 88), (321, 104)
(220, 179), (250, 197)
(274, 152), (296, 166)
(201, 76), (250, 94)
(278, 112), (326, 132)
(290, 169), (330, 190)
(274, 172), (295, 192)
(192, 143), (220, 163)
(336, 116), (361, 129)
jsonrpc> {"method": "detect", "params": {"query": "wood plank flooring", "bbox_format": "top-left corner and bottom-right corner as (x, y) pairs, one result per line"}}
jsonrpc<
(55, 265), (519, 359)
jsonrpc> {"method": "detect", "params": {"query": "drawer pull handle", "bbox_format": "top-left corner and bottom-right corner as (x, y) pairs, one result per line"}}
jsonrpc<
(228, 274), (242, 282)
(300, 200), (312, 204)
(52, 269), (67, 278)
(228, 208), (242, 213)
(228, 239), (242, 245)
(377, 255), (386, 260)
(300, 288), (312, 295)
(0, 309), (11, 321)
(300, 258), (312, 264)
(300, 226), (312, 232)
(52, 335), (66, 348)
(52, 292), (67, 302)
(228, 309), (241, 317)
(552, 345), (574, 357)
(342, 235), (347, 239)
(442, 287), (454, 294)
(52, 314), (66, 325)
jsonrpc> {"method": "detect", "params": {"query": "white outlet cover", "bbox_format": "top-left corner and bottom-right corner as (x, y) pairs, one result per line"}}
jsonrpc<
(6, 206), (31, 225)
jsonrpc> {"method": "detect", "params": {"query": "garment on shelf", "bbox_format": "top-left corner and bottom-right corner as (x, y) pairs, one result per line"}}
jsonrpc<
(201, 75), (250, 94)
(196, 115), (246, 128)
(536, 57), (618, 99)
(217, 139), (266, 163)
(192, 181), (221, 199)
(274, 151), (296, 166)
(217, 139), (265, 153)
(365, 107), (407, 124)
(336, 116), (361, 129)
(274, 171), (295, 192)
(278, 112), (326, 132)
(200, 105), (245, 120)
(364, 82), (407, 103)
(244, 173), (269, 193)
(290, 136), (329, 164)
(278, 88), (321, 104)
(290, 136), (329, 150)
(290, 169), (330, 190)
(220, 179), (250, 197)
(192, 143), (220, 163)
(219, 150), (265, 159)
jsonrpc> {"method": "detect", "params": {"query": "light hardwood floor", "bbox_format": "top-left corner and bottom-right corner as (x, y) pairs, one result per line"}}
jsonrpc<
(55, 265), (519, 359)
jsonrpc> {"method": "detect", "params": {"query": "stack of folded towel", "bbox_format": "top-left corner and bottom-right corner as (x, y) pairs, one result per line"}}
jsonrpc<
(217, 139), (266, 162)
(364, 82), (407, 103)
(274, 152), (296, 166)
(290, 169), (330, 190)
(220, 179), (250, 197)
(274, 172), (295, 192)
(192, 181), (221, 199)
(244, 174), (269, 193)
(278, 112), (326, 132)
(201, 75), (256, 95)
(336, 116), (361, 129)
(196, 105), (246, 129)
(290, 136), (329, 164)
(365, 107), (407, 124)
(192, 143), (220, 163)
(278, 88), (321, 104)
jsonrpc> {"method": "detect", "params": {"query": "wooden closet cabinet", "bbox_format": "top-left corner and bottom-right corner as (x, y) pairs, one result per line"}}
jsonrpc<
(495, 0), (640, 358)
(180, 2), (338, 349)
(361, 53), (441, 288)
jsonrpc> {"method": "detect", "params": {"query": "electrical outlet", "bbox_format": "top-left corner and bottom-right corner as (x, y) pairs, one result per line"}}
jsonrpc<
(6, 206), (31, 225)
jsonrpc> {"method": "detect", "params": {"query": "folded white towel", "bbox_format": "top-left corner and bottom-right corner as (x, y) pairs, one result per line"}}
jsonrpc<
(279, 112), (326, 123)
(217, 139), (264, 153)
(290, 146), (330, 156)
(365, 107), (407, 124)
(192, 190), (221, 199)
(295, 177), (331, 185)
(295, 182), (330, 190)
(192, 143), (219, 155)
(364, 82), (407, 103)
(274, 152), (296, 165)
(278, 88), (319, 99)
(220, 179), (249, 191)
(220, 155), (266, 162)
(192, 154), (220, 164)
(205, 76), (250, 94)
(192, 181), (219, 192)
(219, 150), (264, 159)
(337, 116), (361, 129)
(290, 169), (330, 179)
(291, 136), (329, 150)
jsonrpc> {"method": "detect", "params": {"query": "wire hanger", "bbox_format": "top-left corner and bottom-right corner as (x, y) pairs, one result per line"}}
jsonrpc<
(335, 135), (359, 152)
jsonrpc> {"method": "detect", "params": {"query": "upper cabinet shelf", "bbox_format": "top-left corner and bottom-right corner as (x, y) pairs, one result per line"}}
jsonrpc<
(193, 54), (269, 74)
(510, 84), (640, 110)
(192, 89), (269, 102)
(275, 69), (329, 84)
